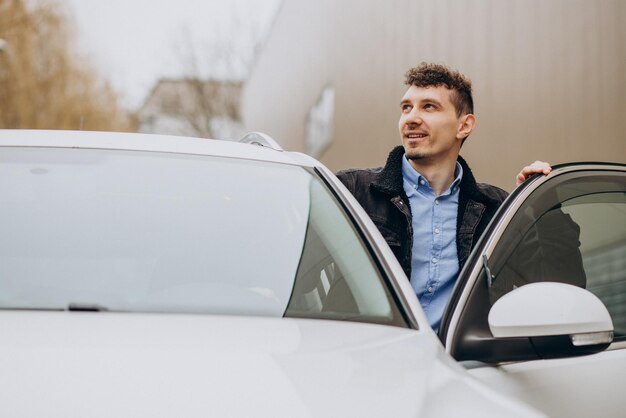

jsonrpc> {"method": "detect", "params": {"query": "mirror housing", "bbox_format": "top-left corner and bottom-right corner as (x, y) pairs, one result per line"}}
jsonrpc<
(488, 282), (613, 359)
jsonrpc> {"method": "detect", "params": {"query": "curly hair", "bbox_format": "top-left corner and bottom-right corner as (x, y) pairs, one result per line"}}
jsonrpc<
(404, 63), (473, 117)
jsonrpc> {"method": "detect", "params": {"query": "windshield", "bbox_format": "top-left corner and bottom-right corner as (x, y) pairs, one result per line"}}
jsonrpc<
(0, 147), (405, 326)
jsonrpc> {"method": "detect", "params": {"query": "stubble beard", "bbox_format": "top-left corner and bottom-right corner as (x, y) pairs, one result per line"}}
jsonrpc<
(404, 145), (431, 161)
(405, 150), (426, 160)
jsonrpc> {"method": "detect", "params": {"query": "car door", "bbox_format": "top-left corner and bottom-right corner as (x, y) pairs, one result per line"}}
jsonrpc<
(439, 163), (626, 418)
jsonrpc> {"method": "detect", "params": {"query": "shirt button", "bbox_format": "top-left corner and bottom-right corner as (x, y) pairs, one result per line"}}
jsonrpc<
(427, 286), (433, 293)
(431, 257), (438, 264)
(420, 179), (425, 185)
(435, 200), (440, 205)
(434, 228), (440, 234)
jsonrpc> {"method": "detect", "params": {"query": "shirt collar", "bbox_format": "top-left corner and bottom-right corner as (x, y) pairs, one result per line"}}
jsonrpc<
(402, 154), (464, 195)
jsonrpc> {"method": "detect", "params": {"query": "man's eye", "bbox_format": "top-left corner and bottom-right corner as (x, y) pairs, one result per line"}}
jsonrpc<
(423, 103), (435, 109)
(402, 105), (412, 112)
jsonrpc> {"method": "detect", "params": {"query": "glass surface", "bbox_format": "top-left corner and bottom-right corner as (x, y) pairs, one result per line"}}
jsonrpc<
(0, 147), (403, 326)
(285, 178), (402, 324)
(488, 172), (626, 337)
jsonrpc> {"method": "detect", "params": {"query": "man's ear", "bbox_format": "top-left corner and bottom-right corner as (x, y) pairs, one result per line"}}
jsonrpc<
(457, 114), (476, 140)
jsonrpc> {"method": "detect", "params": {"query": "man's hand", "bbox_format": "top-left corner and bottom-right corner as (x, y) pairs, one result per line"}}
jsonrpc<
(516, 161), (552, 186)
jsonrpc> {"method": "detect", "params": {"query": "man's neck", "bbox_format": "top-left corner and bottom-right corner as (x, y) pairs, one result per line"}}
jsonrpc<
(408, 157), (458, 196)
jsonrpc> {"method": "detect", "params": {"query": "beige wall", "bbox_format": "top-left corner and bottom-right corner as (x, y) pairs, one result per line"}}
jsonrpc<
(243, 0), (626, 190)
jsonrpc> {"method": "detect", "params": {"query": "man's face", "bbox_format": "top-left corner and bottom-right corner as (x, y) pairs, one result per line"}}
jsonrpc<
(398, 85), (469, 164)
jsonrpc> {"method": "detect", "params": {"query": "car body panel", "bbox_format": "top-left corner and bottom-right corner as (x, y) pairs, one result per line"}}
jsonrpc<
(0, 312), (541, 417)
(0, 129), (321, 168)
(468, 346), (626, 418)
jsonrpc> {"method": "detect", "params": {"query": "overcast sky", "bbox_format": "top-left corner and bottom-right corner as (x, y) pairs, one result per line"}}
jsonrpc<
(63, 0), (280, 109)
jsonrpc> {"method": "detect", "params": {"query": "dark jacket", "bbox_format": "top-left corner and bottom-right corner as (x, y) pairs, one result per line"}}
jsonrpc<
(336, 146), (508, 278)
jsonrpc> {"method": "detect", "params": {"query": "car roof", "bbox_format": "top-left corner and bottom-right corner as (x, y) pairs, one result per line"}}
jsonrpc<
(0, 129), (320, 168)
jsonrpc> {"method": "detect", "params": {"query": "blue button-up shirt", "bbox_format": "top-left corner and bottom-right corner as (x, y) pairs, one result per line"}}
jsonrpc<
(401, 156), (463, 331)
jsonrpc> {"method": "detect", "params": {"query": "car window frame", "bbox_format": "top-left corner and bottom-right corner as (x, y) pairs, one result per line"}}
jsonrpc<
(315, 166), (421, 330)
(284, 167), (407, 327)
(440, 163), (626, 360)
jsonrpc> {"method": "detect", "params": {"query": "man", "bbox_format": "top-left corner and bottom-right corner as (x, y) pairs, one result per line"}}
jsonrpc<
(337, 63), (550, 330)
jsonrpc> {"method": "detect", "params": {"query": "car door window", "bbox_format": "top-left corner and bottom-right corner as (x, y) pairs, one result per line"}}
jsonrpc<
(285, 177), (406, 327)
(487, 172), (626, 339)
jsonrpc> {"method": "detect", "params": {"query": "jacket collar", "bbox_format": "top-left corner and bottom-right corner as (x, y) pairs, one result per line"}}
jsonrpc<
(371, 145), (496, 205)
(371, 146), (406, 196)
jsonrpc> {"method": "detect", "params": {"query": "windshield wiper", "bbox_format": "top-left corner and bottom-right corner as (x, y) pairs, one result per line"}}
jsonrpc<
(0, 306), (63, 311)
(67, 303), (109, 312)
(0, 304), (109, 312)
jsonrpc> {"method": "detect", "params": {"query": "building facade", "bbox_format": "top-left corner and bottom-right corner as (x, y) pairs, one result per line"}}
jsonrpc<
(243, 0), (626, 189)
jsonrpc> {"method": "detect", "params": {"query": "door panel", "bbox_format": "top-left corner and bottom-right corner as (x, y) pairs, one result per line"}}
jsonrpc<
(446, 165), (626, 417)
(469, 346), (626, 418)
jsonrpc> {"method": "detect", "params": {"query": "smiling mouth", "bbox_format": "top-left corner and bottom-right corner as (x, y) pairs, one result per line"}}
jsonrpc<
(406, 133), (428, 139)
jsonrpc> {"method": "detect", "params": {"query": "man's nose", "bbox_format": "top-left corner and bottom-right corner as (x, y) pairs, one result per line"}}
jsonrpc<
(406, 108), (423, 124)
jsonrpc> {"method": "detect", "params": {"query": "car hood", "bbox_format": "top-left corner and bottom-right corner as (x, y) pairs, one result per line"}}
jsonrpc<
(0, 312), (542, 417)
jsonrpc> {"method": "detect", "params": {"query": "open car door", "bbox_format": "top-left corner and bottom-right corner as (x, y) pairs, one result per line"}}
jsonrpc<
(440, 163), (626, 418)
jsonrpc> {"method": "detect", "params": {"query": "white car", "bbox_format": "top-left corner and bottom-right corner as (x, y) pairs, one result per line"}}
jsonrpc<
(0, 130), (622, 417)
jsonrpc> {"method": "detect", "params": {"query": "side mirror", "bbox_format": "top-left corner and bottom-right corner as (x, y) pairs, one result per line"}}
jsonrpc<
(488, 282), (613, 358)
